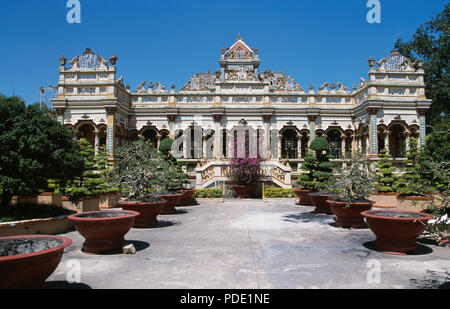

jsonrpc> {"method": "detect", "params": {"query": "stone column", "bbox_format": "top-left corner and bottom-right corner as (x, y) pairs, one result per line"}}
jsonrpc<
(263, 115), (272, 160)
(213, 115), (223, 159)
(417, 109), (427, 148)
(309, 116), (317, 143)
(94, 130), (100, 155)
(106, 107), (117, 157)
(368, 108), (379, 156)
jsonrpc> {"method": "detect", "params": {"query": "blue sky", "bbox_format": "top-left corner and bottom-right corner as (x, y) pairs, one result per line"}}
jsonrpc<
(0, 0), (447, 105)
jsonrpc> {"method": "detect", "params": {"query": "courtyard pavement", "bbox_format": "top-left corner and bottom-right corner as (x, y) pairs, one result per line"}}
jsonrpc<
(47, 200), (449, 289)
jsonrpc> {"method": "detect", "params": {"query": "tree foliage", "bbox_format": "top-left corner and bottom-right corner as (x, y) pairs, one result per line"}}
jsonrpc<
(395, 4), (450, 125)
(62, 140), (117, 200)
(374, 148), (397, 193)
(0, 95), (84, 207)
(297, 137), (335, 190)
(394, 137), (422, 195)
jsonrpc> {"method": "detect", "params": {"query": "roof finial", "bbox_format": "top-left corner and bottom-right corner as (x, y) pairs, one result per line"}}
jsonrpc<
(237, 33), (242, 41)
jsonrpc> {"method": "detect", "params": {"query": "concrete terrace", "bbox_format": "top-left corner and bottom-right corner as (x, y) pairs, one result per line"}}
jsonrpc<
(47, 200), (449, 289)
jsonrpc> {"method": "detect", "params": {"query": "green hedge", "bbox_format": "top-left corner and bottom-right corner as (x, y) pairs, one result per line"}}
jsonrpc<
(264, 188), (295, 198)
(195, 188), (223, 198)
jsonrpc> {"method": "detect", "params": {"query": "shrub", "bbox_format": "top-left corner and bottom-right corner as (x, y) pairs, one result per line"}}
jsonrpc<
(0, 96), (84, 207)
(228, 157), (261, 186)
(394, 137), (422, 195)
(195, 188), (223, 198)
(113, 140), (180, 201)
(297, 137), (335, 190)
(325, 153), (374, 204)
(264, 188), (295, 198)
(374, 148), (397, 193)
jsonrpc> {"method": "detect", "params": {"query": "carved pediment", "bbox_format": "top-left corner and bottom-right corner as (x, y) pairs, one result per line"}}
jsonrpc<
(68, 48), (109, 71)
(376, 50), (415, 72)
(181, 72), (217, 91)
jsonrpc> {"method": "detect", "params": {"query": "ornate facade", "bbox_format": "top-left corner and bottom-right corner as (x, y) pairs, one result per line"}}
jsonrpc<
(52, 35), (431, 188)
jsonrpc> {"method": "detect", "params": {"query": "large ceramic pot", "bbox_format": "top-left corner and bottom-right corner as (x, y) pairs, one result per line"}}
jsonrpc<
(120, 200), (166, 228)
(309, 193), (334, 214)
(328, 200), (375, 229)
(0, 235), (72, 289)
(369, 192), (398, 208)
(177, 189), (197, 206)
(362, 210), (432, 255)
(158, 193), (183, 215)
(68, 210), (139, 254)
(294, 188), (316, 206)
(232, 185), (252, 199)
(396, 195), (434, 212)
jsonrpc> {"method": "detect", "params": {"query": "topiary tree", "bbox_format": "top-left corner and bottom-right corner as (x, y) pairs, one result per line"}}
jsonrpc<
(0, 96), (85, 207)
(374, 148), (397, 193)
(296, 152), (319, 190)
(159, 138), (174, 158)
(297, 137), (335, 190)
(63, 139), (109, 200)
(394, 137), (422, 195)
(311, 137), (335, 187)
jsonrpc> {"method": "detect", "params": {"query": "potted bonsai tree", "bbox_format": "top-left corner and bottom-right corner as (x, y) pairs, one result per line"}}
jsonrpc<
(157, 137), (192, 209)
(95, 146), (121, 209)
(394, 137), (434, 211)
(308, 138), (335, 213)
(295, 151), (318, 206)
(369, 148), (398, 208)
(61, 138), (102, 213)
(114, 139), (170, 227)
(296, 137), (335, 207)
(326, 154), (375, 228)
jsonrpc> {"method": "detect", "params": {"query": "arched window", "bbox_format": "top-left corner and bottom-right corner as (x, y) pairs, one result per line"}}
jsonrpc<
(327, 130), (342, 159)
(78, 123), (96, 148)
(281, 129), (298, 159)
(389, 124), (407, 158)
(142, 129), (158, 148)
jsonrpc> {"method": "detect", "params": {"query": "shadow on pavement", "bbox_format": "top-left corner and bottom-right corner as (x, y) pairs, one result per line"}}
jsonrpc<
(45, 281), (92, 289)
(362, 241), (433, 255)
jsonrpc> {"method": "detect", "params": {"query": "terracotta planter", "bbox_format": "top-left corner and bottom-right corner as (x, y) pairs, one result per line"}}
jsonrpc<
(369, 192), (398, 209)
(11, 195), (38, 205)
(37, 193), (63, 207)
(158, 193), (183, 214)
(232, 185), (252, 199)
(0, 235), (72, 289)
(119, 201), (165, 228)
(177, 189), (196, 206)
(62, 196), (100, 213)
(68, 210), (139, 254)
(309, 193), (333, 214)
(396, 195), (434, 212)
(294, 188), (316, 206)
(99, 192), (121, 210)
(362, 210), (432, 255)
(328, 200), (375, 229)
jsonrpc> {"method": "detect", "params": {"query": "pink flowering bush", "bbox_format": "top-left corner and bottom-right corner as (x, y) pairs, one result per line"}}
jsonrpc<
(228, 157), (262, 186)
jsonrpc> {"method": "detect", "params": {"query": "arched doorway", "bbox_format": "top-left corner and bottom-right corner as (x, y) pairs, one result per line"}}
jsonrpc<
(77, 123), (96, 148)
(327, 129), (342, 159)
(389, 124), (407, 158)
(281, 129), (298, 159)
(142, 129), (158, 148)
